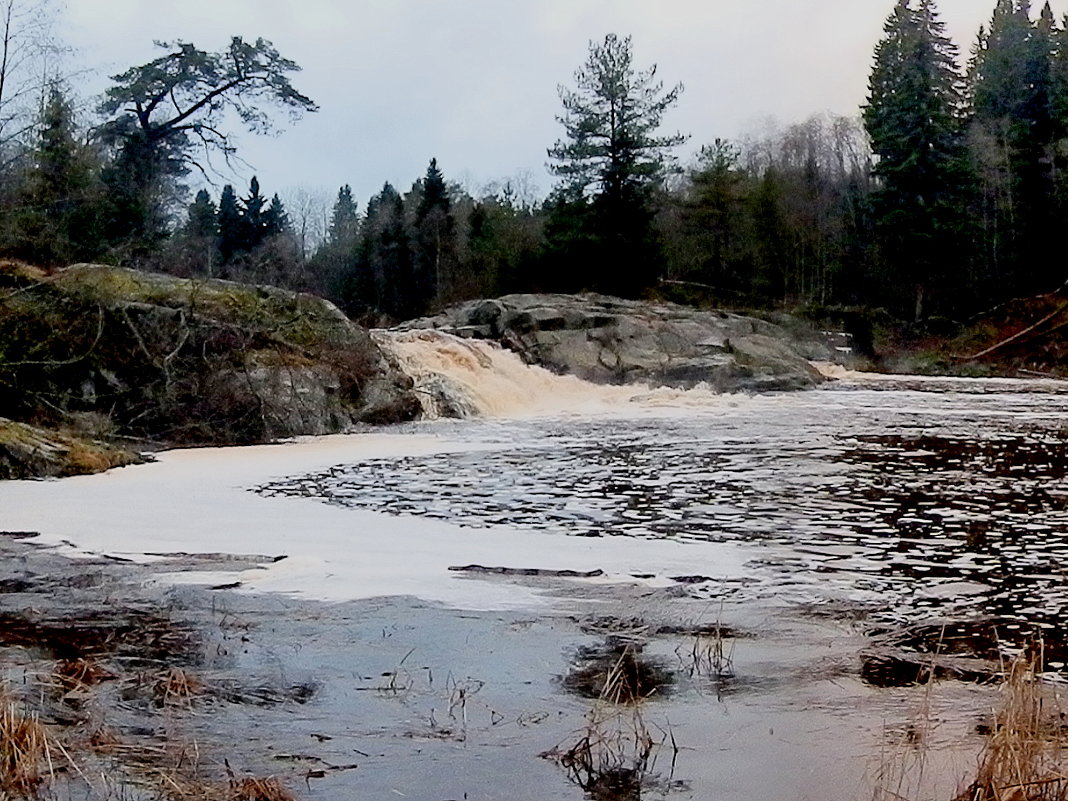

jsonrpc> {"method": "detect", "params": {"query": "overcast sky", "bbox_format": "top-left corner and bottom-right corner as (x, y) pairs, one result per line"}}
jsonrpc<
(60, 0), (1068, 207)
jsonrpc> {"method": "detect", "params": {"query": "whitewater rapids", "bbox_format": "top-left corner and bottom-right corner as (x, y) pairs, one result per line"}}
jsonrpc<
(372, 328), (729, 418)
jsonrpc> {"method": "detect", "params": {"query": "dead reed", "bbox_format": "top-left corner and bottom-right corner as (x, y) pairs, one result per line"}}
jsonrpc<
(0, 698), (51, 796)
(229, 775), (298, 801)
(544, 644), (675, 800)
(956, 657), (1068, 801)
(871, 660), (939, 801)
(681, 622), (735, 689)
(154, 668), (205, 708)
(873, 649), (1068, 801)
(564, 638), (672, 703)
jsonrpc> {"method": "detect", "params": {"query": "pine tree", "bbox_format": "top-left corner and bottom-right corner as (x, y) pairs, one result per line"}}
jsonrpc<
(864, 0), (965, 318)
(548, 34), (686, 297)
(97, 37), (316, 251)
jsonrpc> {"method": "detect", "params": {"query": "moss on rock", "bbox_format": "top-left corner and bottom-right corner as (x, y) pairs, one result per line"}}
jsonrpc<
(0, 418), (141, 480)
(0, 262), (419, 474)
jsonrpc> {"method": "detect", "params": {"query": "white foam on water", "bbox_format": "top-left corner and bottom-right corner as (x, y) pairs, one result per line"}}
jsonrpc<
(0, 431), (754, 610)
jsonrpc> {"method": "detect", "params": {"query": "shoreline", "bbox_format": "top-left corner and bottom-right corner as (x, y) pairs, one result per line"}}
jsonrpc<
(0, 533), (991, 801)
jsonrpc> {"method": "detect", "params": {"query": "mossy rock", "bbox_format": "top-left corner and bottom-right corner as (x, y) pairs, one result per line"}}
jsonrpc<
(0, 418), (141, 480)
(0, 264), (419, 466)
(50, 264), (365, 352)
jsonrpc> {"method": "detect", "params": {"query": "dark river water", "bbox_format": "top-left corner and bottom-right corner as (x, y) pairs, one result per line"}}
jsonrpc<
(259, 374), (1068, 634)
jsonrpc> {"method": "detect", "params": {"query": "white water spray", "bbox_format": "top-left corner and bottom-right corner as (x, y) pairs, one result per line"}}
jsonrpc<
(372, 329), (736, 419)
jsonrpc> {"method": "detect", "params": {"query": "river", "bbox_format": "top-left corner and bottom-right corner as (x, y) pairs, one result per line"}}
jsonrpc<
(2, 340), (1067, 800)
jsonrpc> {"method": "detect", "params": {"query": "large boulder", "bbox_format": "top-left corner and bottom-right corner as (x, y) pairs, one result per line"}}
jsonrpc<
(0, 262), (420, 448)
(403, 294), (827, 392)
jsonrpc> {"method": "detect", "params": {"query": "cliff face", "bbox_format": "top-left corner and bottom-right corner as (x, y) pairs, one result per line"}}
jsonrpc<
(402, 293), (828, 392)
(0, 262), (420, 475)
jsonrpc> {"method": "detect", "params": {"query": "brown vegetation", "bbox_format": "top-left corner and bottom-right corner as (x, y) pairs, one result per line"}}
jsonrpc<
(546, 637), (676, 800)
(956, 658), (1068, 801)
(0, 699), (50, 795)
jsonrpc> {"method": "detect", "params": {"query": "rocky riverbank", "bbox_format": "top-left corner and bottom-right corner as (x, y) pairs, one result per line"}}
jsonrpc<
(401, 293), (832, 393)
(0, 261), (420, 478)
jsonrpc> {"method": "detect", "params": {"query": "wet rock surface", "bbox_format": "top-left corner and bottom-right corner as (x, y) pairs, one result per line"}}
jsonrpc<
(400, 293), (828, 392)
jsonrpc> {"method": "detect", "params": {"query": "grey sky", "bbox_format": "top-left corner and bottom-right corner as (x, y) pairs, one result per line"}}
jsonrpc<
(61, 0), (1068, 207)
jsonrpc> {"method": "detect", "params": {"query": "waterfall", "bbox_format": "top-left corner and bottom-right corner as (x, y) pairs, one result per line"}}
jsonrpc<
(372, 329), (735, 419)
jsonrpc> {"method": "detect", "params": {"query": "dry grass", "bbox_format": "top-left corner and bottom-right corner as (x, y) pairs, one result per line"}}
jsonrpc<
(0, 698), (51, 796)
(873, 652), (1068, 801)
(229, 776), (298, 801)
(956, 658), (1068, 801)
(54, 658), (115, 704)
(90, 732), (300, 801)
(871, 664), (939, 801)
(564, 638), (673, 704)
(154, 668), (206, 708)
(64, 437), (140, 475)
(681, 622), (735, 689)
(544, 646), (675, 800)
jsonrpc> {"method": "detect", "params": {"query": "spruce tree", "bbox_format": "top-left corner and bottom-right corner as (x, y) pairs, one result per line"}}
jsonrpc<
(264, 194), (290, 237)
(242, 176), (268, 251)
(185, 189), (218, 238)
(968, 0), (1058, 293)
(14, 87), (102, 266)
(1051, 9), (1068, 130)
(327, 185), (359, 248)
(413, 158), (457, 310)
(307, 185), (359, 304)
(177, 189), (220, 276)
(217, 184), (243, 263)
(864, 0), (965, 318)
(350, 182), (415, 320)
(686, 140), (745, 292)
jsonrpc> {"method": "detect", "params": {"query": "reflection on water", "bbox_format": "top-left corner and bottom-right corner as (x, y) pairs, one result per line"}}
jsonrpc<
(258, 378), (1068, 627)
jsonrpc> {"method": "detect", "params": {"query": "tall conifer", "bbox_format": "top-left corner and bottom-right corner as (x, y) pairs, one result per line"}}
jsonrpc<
(968, 0), (1058, 292)
(413, 158), (456, 310)
(864, 0), (964, 318)
(217, 184), (243, 263)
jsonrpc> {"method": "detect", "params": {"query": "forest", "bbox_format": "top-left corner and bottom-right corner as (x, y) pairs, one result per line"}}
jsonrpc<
(0, 0), (1065, 325)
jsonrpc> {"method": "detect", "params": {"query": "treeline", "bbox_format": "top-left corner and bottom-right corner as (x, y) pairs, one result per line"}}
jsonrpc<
(157, 118), (869, 324)
(1, 1), (1066, 325)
